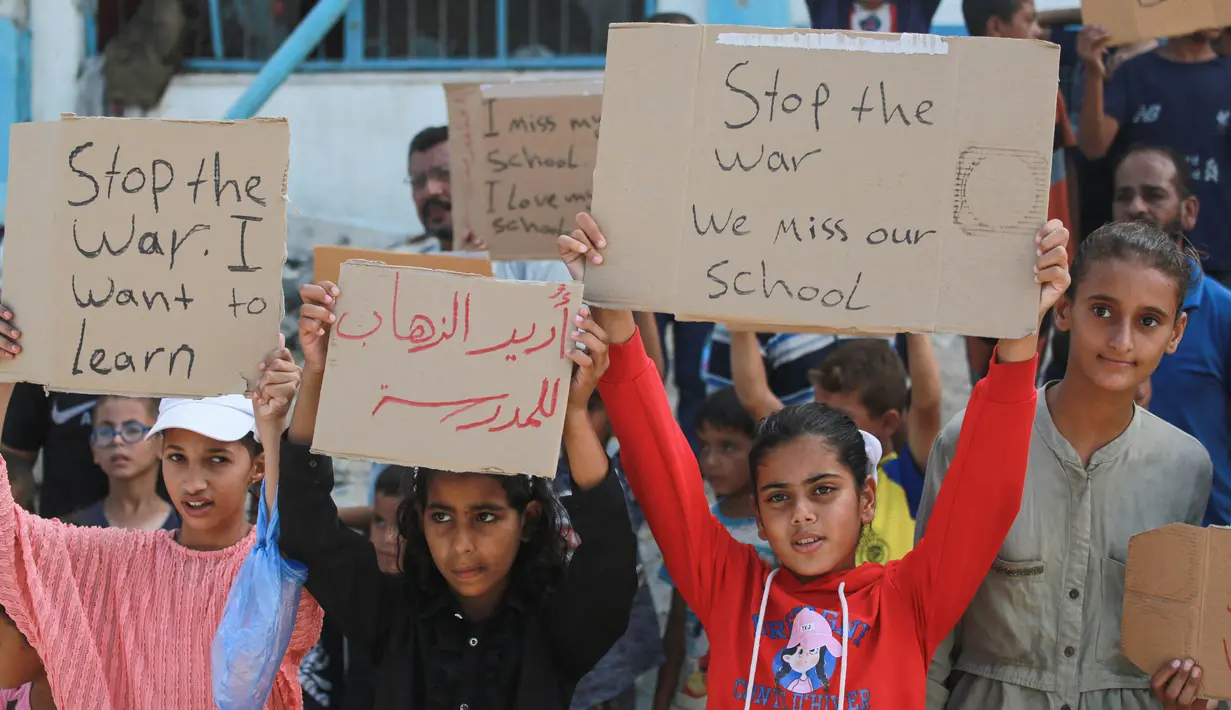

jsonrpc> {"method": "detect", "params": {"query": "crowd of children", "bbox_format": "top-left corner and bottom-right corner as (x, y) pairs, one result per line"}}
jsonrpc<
(0, 2), (1229, 708)
(0, 204), (1224, 710)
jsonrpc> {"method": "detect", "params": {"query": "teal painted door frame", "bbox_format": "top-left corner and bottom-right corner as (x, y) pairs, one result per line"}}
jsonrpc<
(706, 0), (794, 27)
(0, 12), (32, 224)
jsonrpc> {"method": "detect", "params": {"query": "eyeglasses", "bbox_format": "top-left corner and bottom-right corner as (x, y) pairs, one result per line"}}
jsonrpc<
(89, 421), (153, 447)
(406, 166), (451, 190)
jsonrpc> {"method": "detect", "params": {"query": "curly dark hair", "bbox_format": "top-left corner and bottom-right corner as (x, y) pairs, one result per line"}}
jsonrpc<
(397, 469), (569, 600)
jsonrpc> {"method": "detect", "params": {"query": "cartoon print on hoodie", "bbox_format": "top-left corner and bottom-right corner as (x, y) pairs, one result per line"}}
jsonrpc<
(773, 608), (842, 694)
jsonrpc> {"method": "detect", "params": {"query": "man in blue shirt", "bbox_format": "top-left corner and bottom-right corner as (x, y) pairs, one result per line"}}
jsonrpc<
(1112, 144), (1231, 527)
(1078, 27), (1231, 285)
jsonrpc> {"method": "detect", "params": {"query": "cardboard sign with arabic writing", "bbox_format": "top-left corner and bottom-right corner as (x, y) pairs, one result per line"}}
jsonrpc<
(311, 262), (582, 477)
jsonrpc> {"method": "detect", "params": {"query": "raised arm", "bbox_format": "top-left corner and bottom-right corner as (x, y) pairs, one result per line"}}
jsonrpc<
(543, 310), (640, 677)
(560, 214), (765, 624)
(904, 333), (942, 472)
(634, 311), (668, 382)
(729, 329), (784, 420)
(278, 282), (393, 652)
(1077, 26), (1121, 160)
(891, 221), (1068, 655)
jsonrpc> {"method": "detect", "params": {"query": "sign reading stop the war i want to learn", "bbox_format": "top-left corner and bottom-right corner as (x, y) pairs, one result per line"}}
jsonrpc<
(1082, 0), (1230, 46)
(447, 80), (603, 261)
(586, 25), (1060, 339)
(0, 115), (287, 397)
(311, 263), (582, 477)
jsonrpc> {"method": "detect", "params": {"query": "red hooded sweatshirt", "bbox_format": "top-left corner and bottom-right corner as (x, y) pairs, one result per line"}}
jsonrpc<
(597, 330), (1036, 710)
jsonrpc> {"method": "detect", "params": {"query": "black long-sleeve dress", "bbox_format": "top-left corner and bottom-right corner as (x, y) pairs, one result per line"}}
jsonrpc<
(278, 440), (639, 710)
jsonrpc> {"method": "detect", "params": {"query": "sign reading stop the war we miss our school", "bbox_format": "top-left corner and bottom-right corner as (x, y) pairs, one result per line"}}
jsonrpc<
(587, 25), (1061, 339)
(0, 116), (287, 397)
(447, 80), (603, 261)
(311, 263), (582, 478)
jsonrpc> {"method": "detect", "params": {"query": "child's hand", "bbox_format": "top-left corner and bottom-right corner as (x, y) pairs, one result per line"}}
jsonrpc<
(459, 231), (487, 251)
(1077, 26), (1111, 80)
(0, 300), (22, 359)
(1152, 659), (1217, 710)
(298, 281), (339, 374)
(254, 335), (302, 425)
(1034, 219), (1070, 322)
(566, 307), (610, 411)
(558, 212), (607, 282)
(558, 213), (637, 344)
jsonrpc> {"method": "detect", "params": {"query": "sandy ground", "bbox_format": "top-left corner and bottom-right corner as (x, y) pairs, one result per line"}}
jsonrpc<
(328, 334), (975, 709)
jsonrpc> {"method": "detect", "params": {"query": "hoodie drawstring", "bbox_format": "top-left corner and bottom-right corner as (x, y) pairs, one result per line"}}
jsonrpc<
(743, 567), (780, 710)
(836, 581), (849, 710)
(742, 571), (851, 710)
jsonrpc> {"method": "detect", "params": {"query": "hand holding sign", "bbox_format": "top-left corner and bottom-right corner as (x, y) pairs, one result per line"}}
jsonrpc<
(1076, 26), (1112, 81)
(565, 307), (610, 412)
(298, 281), (339, 374)
(0, 301), (21, 359)
(1034, 220), (1071, 322)
(1151, 659), (1218, 710)
(254, 336), (300, 423)
(558, 213), (635, 347)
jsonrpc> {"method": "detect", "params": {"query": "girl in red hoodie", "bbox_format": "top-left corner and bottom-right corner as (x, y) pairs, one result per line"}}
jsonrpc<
(557, 213), (1071, 710)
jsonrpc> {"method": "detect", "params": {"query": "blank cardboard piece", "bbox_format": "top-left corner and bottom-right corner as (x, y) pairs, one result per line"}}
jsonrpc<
(311, 263), (582, 477)
(1121, 523), (1231, 700)
(312, 245), (493, 284)
(1081, 0), (1231, 46)
(587, 25), (1058, 339)
(0, 115), (287, 397)
(446, 80), (603, 261)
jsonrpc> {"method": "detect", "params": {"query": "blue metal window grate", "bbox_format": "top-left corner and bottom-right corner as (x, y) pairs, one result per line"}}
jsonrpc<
(88, 0), (659, 71)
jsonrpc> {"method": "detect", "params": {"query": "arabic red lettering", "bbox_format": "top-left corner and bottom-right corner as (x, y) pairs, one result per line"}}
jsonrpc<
(519, 378), (561, 428)
(467, 322), (538, 358)
(549, 284), (572, 309)
(524, 323), (557, 355)
(335, 310), (384, 344)
(483, 378), (562, 431)
(371, 392), (509, 422)
(1225, 606), (1231, 675)
(489, 408), (523, 432)
(457, 405), (503, 431)
(391, 272), (471, 354)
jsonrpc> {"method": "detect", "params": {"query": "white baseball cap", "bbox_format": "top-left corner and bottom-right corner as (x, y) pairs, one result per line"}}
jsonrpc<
(146, 394), (260, 443)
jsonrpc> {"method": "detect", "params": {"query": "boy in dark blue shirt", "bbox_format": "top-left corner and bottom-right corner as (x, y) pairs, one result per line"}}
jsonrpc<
(1112, 144), (1231, 527)
(1078, 27), (1231, 285)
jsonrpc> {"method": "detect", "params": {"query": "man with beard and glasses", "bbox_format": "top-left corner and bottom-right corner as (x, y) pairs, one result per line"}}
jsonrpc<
(393, 125), (572, 285)
(1112, 144), (1231, 527)
(1078, 26), (1231, 286)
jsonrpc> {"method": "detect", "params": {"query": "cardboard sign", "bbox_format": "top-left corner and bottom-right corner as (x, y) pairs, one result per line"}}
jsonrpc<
(0, 115), (287, 396)
(312, 246), (493, 284)
(311, 263), (582, 477)
(1121, 523), (1231, 700)
(446, 80), (603, 261)
(1082, 0), (1231, 46)
(587, 25), (1060, 339)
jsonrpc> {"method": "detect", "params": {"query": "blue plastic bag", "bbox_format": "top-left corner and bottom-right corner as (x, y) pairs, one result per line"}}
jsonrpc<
(212, 480), (308, 709)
